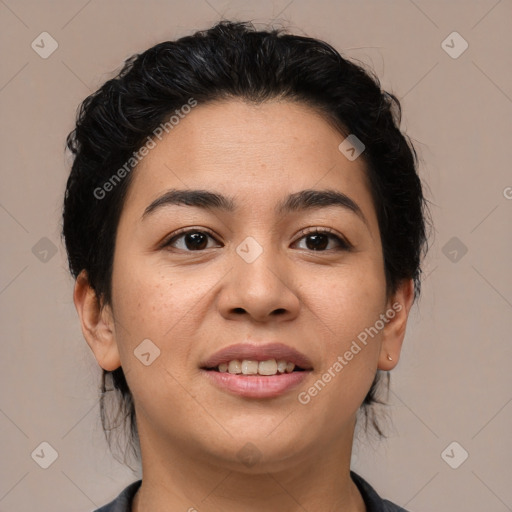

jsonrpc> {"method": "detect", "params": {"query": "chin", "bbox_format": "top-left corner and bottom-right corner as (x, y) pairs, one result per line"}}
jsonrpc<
(200, 428), (313, 472)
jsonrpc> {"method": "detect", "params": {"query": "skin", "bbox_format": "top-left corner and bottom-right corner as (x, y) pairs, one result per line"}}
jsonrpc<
(74, 98), (415, 512)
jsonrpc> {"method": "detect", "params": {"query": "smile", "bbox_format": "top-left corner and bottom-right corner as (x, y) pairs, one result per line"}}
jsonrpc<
(208, 358), (304, 376)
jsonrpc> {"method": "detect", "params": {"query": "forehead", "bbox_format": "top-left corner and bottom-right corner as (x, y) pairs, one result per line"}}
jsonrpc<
(121, 98), (377, 229)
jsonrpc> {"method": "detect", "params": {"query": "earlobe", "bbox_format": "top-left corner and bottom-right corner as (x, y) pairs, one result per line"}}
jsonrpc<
(73, 270), (121, 371)
(378, 278), (415, 371)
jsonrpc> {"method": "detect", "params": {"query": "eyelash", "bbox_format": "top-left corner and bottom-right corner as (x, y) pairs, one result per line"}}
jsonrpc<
(161, 227), (353, 252)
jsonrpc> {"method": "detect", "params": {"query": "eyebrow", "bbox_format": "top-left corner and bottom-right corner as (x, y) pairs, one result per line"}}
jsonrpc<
(141, 188), (369, 227)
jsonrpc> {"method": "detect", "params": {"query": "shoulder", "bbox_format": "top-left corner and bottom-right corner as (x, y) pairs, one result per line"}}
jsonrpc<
(92, 480), (142, 512)
(350, 471), (411, 512)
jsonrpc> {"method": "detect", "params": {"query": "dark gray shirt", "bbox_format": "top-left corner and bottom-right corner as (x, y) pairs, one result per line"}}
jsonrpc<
(93, 471), (410, 511)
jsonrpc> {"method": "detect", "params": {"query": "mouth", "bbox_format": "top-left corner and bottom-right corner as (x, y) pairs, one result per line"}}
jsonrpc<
(200, 342), (313, 398)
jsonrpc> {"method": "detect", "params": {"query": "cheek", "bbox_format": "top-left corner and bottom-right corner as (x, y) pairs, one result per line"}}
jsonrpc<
(296, 268), (385, 436)
(114, 238), (192, 316)
(111, 254), (176, 352)
(303, 257), (387, 343)
(110, 260), (204, 420)
(111, 253), (220, 371)
(298, 256), (386, 406)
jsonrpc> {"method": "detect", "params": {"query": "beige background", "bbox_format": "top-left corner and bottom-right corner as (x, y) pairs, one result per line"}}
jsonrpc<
(1, 0), (511, 511)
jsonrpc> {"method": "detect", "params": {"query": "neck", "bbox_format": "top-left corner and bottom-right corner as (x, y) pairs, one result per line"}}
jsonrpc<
(131, 421), (366, 512)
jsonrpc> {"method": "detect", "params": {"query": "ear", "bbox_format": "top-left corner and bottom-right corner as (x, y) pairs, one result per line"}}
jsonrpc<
(377, 278), (415, 371)
(73, 270), (121, 371)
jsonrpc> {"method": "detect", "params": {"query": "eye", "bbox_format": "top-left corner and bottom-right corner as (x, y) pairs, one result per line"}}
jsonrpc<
(161, 227), (352, 253)
(162, 228), (221, 251)
(292, 228), (352, 252)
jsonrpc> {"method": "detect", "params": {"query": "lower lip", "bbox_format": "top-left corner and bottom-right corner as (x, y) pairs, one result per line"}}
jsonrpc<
(201, 369), (311, 398)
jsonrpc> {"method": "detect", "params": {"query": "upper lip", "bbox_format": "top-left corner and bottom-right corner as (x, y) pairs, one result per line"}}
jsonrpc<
(200, 342), (313, 370)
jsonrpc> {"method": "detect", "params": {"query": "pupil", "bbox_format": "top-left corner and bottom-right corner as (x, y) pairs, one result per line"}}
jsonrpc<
(186, 232), (207, 250)
(307, 234), (328, 251)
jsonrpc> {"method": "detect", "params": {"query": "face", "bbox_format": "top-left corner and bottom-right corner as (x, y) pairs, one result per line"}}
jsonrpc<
(79, 98), (412, 472)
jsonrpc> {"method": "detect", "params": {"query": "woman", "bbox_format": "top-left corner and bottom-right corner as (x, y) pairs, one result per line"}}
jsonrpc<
(62, 19), (430, 512)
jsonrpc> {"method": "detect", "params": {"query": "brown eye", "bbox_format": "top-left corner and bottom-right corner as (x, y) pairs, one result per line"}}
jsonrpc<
(163, 229), (221, 251)
(293, 229), (352, 252)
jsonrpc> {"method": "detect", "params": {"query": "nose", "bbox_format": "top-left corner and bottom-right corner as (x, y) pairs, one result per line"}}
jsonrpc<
(216, 240), (301, 323)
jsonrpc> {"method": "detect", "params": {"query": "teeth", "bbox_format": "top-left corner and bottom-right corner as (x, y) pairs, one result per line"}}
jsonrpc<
(276, 360), (288, 373)
(241, 360), (259, 375)
(219, 359), (296, 375)
(228, 360), (241, 374)
(258, 359), (277, 375)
